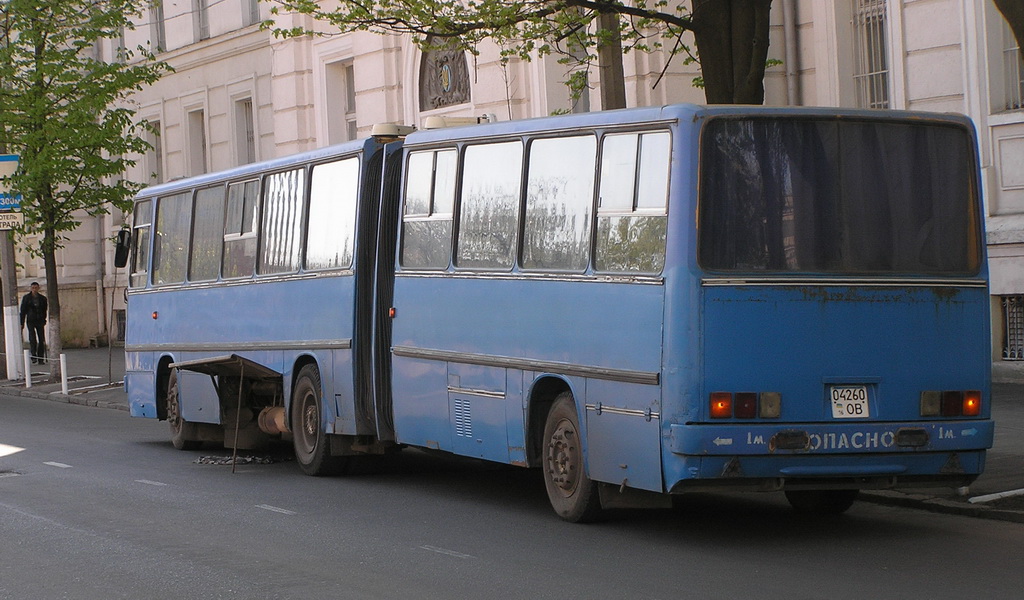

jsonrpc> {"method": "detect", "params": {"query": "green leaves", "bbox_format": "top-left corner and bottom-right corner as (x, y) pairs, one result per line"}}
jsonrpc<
(270, 0), (696, 101)
(0, 0), (170, 247)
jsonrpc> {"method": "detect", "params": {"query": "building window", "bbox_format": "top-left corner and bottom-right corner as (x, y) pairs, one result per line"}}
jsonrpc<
(195, 0), (210, 41)
(325, 60), (358, 143)
(152, 2), (166, 52)
(852, 0), (889, 109)
(1002, 22), (1024, 110)
(243, 0), (260, 27)
(1004, 296), (1024, 360)
(235, 98), (256, 165)
(187, 109), (208, 175)
(145, 120), (163, 184)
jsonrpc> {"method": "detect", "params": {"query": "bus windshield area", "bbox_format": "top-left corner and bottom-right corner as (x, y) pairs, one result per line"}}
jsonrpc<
(698, 117), (980, 275)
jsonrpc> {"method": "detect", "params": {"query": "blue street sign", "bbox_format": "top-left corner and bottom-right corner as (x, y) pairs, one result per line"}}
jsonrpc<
(0, 154), (21, 210)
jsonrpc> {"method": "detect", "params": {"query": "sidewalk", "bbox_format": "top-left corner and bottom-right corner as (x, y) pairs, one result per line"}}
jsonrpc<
(2, 346), (1022, 523)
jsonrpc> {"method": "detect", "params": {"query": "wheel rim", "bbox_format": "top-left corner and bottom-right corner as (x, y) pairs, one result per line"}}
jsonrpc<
(546, 417), (580, 498)
(296, 390), (319, 456)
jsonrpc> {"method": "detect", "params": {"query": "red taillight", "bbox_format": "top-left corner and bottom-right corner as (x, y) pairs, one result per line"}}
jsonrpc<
(735, 392), (757, 419)
(710, 392), (732, 418)
(709, 391), (781, 419)
(962, 390), (982, 416)
(941, 391), (963, 416)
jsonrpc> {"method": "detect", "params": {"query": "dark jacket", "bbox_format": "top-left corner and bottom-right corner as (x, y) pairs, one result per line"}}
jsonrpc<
(20, 292), (47, 326)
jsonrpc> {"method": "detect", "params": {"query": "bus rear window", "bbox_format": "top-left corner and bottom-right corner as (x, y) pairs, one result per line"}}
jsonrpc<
(698, 118), (980, 275)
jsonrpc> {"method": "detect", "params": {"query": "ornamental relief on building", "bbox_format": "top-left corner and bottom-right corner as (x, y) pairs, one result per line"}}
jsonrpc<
(419, 39), (471, 111)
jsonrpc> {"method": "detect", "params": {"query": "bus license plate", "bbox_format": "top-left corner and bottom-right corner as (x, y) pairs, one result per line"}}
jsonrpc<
(830, 386), (869, 418)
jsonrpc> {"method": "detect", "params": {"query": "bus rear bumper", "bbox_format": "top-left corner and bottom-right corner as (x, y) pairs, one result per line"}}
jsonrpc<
(669, 420), (994, 456)
(664, 421), (993, 492)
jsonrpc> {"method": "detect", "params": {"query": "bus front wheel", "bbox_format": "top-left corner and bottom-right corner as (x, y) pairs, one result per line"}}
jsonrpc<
(166, 369), (201, 451)
(542, 392), (602, 523)
(291, 365), (348, 476)
(785, 489), (859, 515)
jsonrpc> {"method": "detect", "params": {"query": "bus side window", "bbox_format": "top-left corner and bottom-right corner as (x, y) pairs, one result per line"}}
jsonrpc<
(456, 141), (523, 270)
(595, 131), (670, 274)
(223, 179), (259, 278)
(189, 185), (226, 282)
(151, 192), (193, 286)
(259, 168), (306, 275)
(522, 135), (596, 272)
(307, 157), (360, 270)
(401, 149), (457, 269)
(129, 199), (152, 288)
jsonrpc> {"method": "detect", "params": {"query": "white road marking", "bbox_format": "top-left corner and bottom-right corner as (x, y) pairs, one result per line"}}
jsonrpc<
(420, 545), (473, 559)
(968, 487), (1024, 504)
(134, 479), (168, 487)
(0, 472), (20, 479)
(43, 462), (72, 469)
(256, 504), (296, 515)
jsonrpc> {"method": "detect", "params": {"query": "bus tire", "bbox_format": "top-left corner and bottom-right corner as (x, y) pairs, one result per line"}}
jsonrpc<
(166, 370), (201, 451)
(542, 392), (603, 523)
(785, 489), (859, 516)
(291, 365), (348, 476)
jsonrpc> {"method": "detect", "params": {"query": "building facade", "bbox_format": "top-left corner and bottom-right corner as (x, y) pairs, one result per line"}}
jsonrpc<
(26, 0), (1023, 361)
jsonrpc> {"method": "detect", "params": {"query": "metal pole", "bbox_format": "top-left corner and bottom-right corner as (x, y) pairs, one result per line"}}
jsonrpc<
(59, 353), (67, 395)
(1, 232), (22, 380)
(23, 349), (30, 388)
(0, 153), (23, 381)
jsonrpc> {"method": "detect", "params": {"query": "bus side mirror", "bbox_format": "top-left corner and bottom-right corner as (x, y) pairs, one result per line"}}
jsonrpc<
(114, 229), (131, 269)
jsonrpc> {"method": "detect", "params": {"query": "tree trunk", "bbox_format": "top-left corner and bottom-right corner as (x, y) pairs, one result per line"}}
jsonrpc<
(596, 12), (627, 110)
(995, 0), (1024, 52)
(43, 224), (61, 382)
(692, 0), (773, 104)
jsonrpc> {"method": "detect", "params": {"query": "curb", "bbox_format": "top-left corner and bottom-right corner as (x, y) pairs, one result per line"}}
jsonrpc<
(1, 384), (128, 412)
(852, 491), (1024, 524)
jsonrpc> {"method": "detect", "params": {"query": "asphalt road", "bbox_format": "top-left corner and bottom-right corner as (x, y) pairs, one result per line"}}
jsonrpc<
(2, 394), (1023, 600)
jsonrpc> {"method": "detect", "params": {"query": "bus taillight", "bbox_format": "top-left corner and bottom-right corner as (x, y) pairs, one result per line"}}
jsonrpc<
(710, 392), (732, 418)
(735, 393), (757, 418)
(920, 390), (983, 417)
(709, 392), (782, 419)
(963, 391), (982, 416)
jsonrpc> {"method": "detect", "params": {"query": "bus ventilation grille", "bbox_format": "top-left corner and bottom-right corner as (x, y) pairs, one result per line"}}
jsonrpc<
(454, 398), (473, 438)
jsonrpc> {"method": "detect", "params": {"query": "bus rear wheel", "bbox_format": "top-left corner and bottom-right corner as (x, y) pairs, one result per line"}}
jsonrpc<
(166, 369), (201, 451)
(291, 365), (348, 476)
(785, 489), (859, 516)
(542, 392), (602, 523)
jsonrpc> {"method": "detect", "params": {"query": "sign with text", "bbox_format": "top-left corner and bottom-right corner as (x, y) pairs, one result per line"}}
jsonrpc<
(0, 155), (21, 210)
(0, 212), (23, 229)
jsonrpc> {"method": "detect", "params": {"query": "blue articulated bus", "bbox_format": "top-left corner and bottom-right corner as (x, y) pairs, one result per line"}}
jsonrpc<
(121, 104), (994, 522)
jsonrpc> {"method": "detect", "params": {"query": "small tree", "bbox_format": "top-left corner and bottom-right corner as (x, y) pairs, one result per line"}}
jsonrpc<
(0, 0), (169, 379)
(268, 0), (773, 107)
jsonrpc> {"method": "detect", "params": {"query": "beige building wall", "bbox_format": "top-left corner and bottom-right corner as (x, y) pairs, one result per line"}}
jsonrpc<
(20, 0), (1024, 356)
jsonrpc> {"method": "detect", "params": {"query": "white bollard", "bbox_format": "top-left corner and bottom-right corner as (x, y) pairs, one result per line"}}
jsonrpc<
(60, 353), (68, 396)
(23, 350), (31, 388)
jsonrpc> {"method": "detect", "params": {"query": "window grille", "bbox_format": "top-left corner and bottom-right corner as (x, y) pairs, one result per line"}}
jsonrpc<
(152, 3), (166, 52)
(236, 99), (256, 165)
(1004, 296), (1024, 360)
(196, 0), (210, 41)
(245, 0), (261, 27)
(852, 0), (889, 109)
(114, 310), (126, 343)
(1003, 22), (1024, 111)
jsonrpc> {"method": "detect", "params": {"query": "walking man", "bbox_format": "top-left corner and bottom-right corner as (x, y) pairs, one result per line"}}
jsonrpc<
(20, 282), (47, 364)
